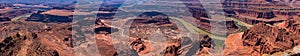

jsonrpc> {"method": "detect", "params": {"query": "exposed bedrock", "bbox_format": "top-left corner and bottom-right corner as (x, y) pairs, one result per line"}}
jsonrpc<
(224, 23), (300, 56)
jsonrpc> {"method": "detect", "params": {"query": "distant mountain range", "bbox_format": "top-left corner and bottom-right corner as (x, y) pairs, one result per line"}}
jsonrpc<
(0, 0), (132, 3)
(0, 0), (76, 3)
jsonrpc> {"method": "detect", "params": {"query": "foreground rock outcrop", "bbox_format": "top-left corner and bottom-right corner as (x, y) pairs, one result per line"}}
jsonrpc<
(224, 23), (300, 56)
(0, 22), (73, 56)
(0, 31), (72, 56)
(0, 32), (60, 56)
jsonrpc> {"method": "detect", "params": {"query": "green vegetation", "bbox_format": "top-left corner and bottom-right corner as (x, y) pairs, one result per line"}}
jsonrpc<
(226, 17), (253, 29)
(11, 13), (33, 21)
(170, 17), (226, 41)
(170, 16), (254, 47)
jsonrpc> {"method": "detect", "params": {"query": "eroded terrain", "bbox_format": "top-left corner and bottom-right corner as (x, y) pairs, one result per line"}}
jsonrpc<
(0, 0), (300, 56)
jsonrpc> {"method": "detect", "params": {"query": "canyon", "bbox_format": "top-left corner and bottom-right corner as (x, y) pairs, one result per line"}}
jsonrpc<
(0, 0), (300, 56)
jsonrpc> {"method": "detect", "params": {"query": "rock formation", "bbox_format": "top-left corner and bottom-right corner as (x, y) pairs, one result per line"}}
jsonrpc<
(224, 23), (300, 56)
(26, 11), (72, 23)
(0, 22), (73, 56)
(0, 32), (60, 56)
